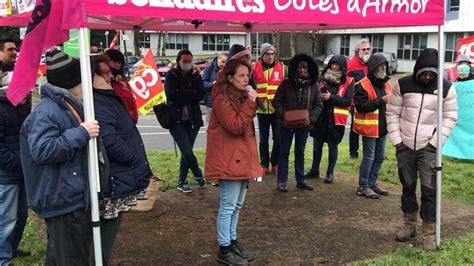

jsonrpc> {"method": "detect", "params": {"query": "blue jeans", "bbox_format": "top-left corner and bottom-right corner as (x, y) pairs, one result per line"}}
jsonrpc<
(358, 136), (387, 189)
(169, 122), (202, 182)
(257, 113), (280, 168)
(0, 183), (28, 266)
(277, 126), (309, 184)
(217, 180), (248, 246)
(311, 138), (338, 176)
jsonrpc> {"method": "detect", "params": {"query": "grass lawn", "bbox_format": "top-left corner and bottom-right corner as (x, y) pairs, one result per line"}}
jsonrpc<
(14, 141), (474, 265)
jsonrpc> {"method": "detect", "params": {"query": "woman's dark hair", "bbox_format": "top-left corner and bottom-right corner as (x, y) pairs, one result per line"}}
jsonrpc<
(105, 49), (125, 73)
(216, 59), (252, 107)
(176, 49), (193, 62)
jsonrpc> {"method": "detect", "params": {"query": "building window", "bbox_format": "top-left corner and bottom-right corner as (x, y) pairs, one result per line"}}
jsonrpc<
(203, 34), (230, 51)
(340, 34), (350, 56)
(166, 34), (189, 50)
(397, 34), (428, 60)
(361, 34), (384, 53)
(251, 33), (272, 56)
(449, 0), (459, 12)
(138, 33), (151, 49)
(445, 32), (465, 63)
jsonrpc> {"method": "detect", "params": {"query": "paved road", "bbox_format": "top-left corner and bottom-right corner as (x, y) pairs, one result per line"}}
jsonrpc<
(138, 113), (352, 151)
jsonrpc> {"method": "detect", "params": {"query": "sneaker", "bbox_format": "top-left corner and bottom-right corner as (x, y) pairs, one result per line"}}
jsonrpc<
(296, 182), (314, 191)
(211, 182), (219, 187)
(177, 181), (192, 193)
(324, 174), (334, 184)
(271, 165), (278, 175)
(261, 167), (269, 176)
(371, 184), (389, 196)
(304, 170), (320, 179)
(136, 189), (148, 200)
(194, 176), (206, 187)
(278, 182), (288, 192)
(357, 187), (379, 199)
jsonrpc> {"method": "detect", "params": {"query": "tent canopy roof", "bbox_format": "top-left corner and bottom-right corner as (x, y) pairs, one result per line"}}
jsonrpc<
(1, 0), (445, 31)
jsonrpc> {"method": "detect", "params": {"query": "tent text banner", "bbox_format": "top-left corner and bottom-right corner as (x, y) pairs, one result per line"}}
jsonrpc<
(0, 0), (445, 30)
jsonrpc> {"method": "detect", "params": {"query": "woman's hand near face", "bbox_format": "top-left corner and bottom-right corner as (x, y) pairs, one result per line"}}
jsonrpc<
(247, 89), (258, 102)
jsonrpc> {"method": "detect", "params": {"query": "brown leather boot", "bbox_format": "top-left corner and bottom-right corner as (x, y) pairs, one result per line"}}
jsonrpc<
(395, 212), (418, 242)
(422, 222), (436, 251)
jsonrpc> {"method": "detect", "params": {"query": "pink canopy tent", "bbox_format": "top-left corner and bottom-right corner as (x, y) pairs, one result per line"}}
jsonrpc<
(1, 0), (447, 264)
(2, 0), (444, 31)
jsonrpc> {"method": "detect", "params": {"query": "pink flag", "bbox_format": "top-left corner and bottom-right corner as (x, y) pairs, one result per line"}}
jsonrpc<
(7, 0), (83, 105)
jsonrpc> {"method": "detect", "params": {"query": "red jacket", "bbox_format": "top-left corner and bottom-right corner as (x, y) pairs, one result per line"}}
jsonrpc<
(111, 80), (139, 124)
(347, 55), (368, 83)
(205, 86), (261, 180)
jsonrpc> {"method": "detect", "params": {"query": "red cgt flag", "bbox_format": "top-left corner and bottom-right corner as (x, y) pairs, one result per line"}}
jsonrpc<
(129, 49), (166, 115)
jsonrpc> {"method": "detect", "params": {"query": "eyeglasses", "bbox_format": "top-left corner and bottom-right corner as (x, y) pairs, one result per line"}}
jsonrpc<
(361, 48), (371, 52)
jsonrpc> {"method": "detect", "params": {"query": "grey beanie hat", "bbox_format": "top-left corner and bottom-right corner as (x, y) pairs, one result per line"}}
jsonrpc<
(259, 43), (276, 58)
(455, 54), (471, 66)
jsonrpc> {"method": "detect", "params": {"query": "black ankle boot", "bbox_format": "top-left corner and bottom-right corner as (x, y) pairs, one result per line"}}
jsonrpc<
(231, 239), (255, 261)
(324, 174), (334, 184)
(217, 245), (247, 265)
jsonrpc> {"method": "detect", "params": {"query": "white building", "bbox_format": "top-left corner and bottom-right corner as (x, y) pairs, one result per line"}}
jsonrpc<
(124, 31), (245, 57)
(321, 0), (473, 72)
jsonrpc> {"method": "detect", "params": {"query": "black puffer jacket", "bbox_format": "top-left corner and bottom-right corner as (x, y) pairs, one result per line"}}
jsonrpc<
(312, 55), (354, 144)
(93, 89), (150, 198)
(0, 89), (31, 184)
(354, 53), (390, 137)
(165, 67), (205, 128)
(273, 54), (323, 129)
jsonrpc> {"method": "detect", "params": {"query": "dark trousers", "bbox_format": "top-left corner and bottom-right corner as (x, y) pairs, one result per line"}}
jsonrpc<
(90, 213), (123, 265)
(310, 138), (339, 176)
(44, 209), (93, 266)
(396, 145), (437, 223)
(349, 110), (359, 157)
(169, 122), (202, 182)
(257, 113), (280, 168)
(277, 126), (309, 184)
(12, 182), (28, 253)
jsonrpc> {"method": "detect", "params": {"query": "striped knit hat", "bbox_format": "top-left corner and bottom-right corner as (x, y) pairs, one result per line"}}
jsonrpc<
(46, 49), (82, 89)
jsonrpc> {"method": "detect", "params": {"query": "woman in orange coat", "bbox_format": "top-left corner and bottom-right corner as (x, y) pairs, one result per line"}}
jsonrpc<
(205, 59), (261, 265)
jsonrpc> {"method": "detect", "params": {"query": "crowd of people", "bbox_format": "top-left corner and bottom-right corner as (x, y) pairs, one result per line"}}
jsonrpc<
(0, 35), (465, 265)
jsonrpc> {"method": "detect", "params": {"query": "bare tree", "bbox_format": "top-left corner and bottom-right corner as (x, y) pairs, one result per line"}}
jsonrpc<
(133, 29), (141, 56)
(157, 31), (167, 56)
(271, 32), (280, 52)
(290, 32), (297, 57)
(308, 31), (328, 58)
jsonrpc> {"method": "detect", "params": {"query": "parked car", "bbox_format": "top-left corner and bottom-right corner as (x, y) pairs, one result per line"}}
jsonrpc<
(128, 57), (171, 76)
(323, 54), (350, 68)
(380, 52), (398, 74)
(192, 58), (209, 70)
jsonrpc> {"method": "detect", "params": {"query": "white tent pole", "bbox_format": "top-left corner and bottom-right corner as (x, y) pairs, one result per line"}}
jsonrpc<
(435, 24), (445, 248)
(78, 27), (103, 265)
(245, 31), (251, 49)
(256, 32), (259, 58)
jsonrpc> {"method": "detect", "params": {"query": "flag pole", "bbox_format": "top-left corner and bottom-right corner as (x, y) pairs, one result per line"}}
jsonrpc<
(435, 24), (445, 248)
(78, 27), (103, 265)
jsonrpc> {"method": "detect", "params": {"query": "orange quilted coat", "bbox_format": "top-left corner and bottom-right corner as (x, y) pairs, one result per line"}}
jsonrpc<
(205, 88), (261, 181)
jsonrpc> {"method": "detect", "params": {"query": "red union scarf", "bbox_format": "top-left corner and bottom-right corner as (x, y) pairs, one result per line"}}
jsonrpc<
(7, 0), (82, 105)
